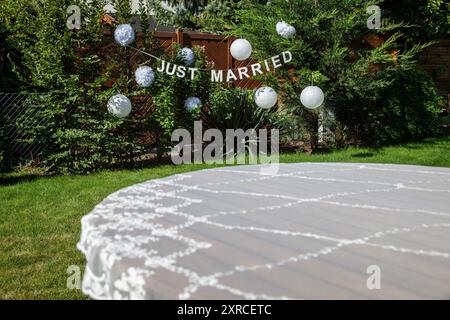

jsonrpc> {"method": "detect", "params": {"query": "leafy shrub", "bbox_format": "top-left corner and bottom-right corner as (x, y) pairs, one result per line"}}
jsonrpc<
(336, 69), (444, 145)
(382, 0), (449, 41)
(149, 0), (238, 33)
(0, 0), (215, 174)
(203, 86), (279, 132)
(230, 0), (442, 148)
(149, 45), (212, 145)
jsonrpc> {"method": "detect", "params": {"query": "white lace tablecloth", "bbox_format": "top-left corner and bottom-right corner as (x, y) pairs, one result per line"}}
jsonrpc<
(78, 163), (450, 300)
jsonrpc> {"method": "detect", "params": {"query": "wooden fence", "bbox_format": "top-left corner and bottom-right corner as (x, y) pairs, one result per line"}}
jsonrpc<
(419, 40), (450, 111)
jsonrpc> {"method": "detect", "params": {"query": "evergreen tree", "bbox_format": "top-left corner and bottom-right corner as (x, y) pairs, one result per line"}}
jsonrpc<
(164, 0), (209, 15)
(230, 0), (442, 148)
(152, 0), (237, 32)
(0, 0), (213, 173)
(382, 0), (449, 41)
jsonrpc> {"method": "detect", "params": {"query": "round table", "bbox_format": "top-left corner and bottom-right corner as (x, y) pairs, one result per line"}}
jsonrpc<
(78, 163), (450, 299)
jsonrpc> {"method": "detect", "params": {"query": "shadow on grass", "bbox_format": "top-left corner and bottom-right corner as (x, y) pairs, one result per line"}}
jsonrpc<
(106, 155), (175, 172)
(2, 135), (450, 187)
(403, 136), (450, 149)
(0, 155), (182, 187)
(349, 135), (450, 157)
(0, 173), (45, 186)
(351, 152), (375, 158)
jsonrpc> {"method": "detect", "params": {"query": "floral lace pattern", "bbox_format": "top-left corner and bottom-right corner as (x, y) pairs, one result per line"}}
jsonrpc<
(78, 163), (450, 299)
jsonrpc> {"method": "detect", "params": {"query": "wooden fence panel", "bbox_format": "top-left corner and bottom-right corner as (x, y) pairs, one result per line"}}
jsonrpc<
(184, 32), (230, 70)
(419, 40), (450, 110)
(152, 29), (261, 89)
(232, 58), (262, 90)
(154, 31), (178, 52)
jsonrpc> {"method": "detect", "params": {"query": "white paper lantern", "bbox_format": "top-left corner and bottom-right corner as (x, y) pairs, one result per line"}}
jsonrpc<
(230, 39), (252, 61)
(254, 87), (278, 109)
(177, 47), (195, 66)
(300, 86), (324, 109)
(114, 24), (135, 46)
(107, 94), (132, 118)
(184, 97), (202, 111)
(135, 66), (155, 88)
(276, 21), (296, 38)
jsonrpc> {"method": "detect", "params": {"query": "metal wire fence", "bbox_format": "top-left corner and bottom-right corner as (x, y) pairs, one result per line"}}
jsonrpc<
(0, 92), (158, 166)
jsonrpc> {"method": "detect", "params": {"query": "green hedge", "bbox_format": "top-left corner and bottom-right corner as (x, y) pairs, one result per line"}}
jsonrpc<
(0, 0), (278, 173)
(230, 0), (444, 147)
(0, 1), (214, 173)
(0, 0), (446, 174)
(335, 69), (444, 145)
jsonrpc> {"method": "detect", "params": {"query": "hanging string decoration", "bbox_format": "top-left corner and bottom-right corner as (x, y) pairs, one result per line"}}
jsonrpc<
(135, 66), (155, 88)
(184, 97), (202, 111)
(254, 87), (278, 109)
(108, 24), (324, 114)
(300, 86), (325, 109)
(230, 39), (253, 61)
(114, 24), (135, 47)
(121, 30), (292, 83)
(107, 94), (132, 118)
(276, 21), (296, 38)
(177, 48), (195, 67)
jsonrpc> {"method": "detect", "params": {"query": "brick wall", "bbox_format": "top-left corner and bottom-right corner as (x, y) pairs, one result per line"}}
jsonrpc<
(419, 40), (450, 110)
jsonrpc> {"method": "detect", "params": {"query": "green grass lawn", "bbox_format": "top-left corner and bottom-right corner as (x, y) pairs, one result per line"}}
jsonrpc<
(1, 136), (450, 299)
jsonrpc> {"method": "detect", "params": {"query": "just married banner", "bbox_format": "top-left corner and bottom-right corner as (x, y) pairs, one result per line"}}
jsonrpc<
(137, 49), (293, 82)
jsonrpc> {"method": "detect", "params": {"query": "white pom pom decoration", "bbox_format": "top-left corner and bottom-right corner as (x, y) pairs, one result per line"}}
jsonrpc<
(135, 66), (155, 88)
(254, 87), (278, 109)
(178, 47), (195, 66)
(114, 24), (135, 46)
(230, 39), (252, 61)
(184, 97), (202, 111)
(276, 21), (296, 38)
(107, 94), (132, 118)
(300, 86), (325, 109)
